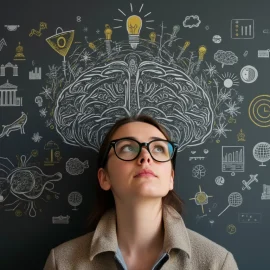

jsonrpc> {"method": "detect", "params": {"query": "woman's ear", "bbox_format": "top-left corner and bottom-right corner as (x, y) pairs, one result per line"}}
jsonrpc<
(97, 168), (111, 191)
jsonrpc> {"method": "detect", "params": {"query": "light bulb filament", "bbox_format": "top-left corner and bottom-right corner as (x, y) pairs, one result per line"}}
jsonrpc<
(129, 24), (138, 34)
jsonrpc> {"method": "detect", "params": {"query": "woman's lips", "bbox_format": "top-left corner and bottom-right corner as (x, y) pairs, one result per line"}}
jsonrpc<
(134, 170), (156, 177)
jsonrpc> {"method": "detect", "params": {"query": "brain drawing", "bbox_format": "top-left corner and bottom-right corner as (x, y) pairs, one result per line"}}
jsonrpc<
(54, 53), (214, 152)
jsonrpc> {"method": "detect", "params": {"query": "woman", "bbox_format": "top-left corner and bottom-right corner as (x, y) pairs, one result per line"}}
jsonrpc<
(44, 115), (238, 270)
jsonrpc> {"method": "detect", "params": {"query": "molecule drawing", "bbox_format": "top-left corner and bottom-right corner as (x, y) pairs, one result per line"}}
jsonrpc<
(242, 174), (259, 190)
(189, 185), (213, 214)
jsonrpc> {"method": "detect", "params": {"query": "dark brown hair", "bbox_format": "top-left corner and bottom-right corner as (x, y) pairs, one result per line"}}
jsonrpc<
(87, 114), (184, 230)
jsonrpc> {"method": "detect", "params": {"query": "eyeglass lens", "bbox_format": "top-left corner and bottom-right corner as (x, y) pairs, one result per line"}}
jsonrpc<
(114, 139), (174, 161)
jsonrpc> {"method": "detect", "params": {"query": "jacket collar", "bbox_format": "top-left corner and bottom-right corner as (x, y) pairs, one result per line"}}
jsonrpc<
(89, 204), (191, 261)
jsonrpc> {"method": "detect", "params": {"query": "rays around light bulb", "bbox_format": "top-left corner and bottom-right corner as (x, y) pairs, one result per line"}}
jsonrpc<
(113, 2), (154, 30)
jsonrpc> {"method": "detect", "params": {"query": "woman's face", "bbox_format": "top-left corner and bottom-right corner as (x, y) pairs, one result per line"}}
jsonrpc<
(98, 121), (174, 202)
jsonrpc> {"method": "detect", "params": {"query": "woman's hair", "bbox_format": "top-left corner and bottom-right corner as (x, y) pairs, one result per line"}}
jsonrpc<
(87, 114), (184, 230)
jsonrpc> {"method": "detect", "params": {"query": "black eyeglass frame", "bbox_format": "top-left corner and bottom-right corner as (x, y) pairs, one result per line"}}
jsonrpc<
(100, 137), (179, 167)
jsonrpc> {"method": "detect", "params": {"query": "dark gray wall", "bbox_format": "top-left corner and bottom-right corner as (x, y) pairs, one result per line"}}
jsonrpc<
(0, 0), (269, 269)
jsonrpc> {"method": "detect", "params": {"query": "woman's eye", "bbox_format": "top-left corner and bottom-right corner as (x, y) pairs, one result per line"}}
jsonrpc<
(122, 145), (135, 152)
(154, 146), (164, 152)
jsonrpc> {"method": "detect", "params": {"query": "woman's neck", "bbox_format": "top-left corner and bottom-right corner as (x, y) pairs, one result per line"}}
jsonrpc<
(115, 200), (164, 256)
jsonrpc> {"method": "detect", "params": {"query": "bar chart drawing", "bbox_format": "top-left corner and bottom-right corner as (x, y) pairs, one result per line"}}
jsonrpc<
(231, 19), (254, 39)
(222, 146), (245, 176)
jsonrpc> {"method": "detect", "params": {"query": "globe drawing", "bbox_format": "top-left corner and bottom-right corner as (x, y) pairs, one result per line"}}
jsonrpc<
(228, 192), (243, 207)
(68, 191), (83, 210)
(253, 142), (270, 166)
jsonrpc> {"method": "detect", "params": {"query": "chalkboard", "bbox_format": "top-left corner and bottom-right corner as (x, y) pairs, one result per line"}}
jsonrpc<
(0, 0), (270, 269)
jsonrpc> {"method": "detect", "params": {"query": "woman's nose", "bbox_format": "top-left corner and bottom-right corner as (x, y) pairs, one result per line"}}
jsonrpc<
(137, 147), (152, 164)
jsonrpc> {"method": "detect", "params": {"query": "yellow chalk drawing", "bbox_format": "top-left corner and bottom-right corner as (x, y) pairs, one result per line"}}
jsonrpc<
(248, 95), (270, 127)
(228, 116), (236, 124)
(89, 42), (96, 51)
(184, 40), (191, 50)
(196, 45), (207, 71)
(104, 24), (113, 54)
(88, 42), (97, 52)
(149, 32), (156, 43)
(46, 27), (75, 77)
(189, 185), (213, 214)
(29, 22), (47, 37)
(31, 149), (39, 157)
(104, 24), (113, 40)
(46, 27), (74, 56)
(177, 40), (190, 60)
(14, 42), (26, 61)
(226, 224), (237, 235)
(126, 15), (142, 49)
(15, 209), (23, 217)
(237, 129), (246, 141)
(44, 141), (62, 166)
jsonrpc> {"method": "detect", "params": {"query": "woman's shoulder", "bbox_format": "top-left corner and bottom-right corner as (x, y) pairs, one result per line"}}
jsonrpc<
(53, 231), (95, 256)
(187, 228), (228, 252)
(181, 228), (238, 269)
(186, 228), (236, 265)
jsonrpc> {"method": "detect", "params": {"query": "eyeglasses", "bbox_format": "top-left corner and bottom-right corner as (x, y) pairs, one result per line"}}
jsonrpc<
(102, 137), (178, 166)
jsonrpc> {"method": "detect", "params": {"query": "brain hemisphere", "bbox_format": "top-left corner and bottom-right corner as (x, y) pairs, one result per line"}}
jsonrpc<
(54, 60), (214, 151)
(137, 62), (214, 149)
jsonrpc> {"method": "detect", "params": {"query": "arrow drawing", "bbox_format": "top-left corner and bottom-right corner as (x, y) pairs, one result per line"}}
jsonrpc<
(0, 38), (7, 51)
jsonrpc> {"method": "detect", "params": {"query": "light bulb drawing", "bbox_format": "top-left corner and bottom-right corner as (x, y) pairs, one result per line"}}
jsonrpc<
(168, 25), (180, 47)
(46, 27), (75, 78)
(113, 4), (154, 45)
(149, 32), (156, 43)
(126, 15), (142, 49)
(196, 45), (207, 71)
(104, 24), (112, 55)
(104, 24), (112, 40)
(88, 42), (97, 51)
(177, 40), (190, 60)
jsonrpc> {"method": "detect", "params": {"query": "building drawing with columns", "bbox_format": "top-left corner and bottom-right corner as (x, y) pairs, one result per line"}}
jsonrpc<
(0, 62), (18, 76)
(0, 80), (22, 106)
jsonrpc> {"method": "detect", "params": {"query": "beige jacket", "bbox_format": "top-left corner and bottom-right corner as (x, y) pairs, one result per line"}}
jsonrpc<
(44, 205), (238, 270)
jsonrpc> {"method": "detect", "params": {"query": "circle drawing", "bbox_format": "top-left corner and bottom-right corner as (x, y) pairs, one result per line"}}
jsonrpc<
(248, 95), (270, 127)
(240, 65), (258, 83)
(253, 142), (270, 166)
(215, 176), (225, 186)
(212, 35), (222, 44)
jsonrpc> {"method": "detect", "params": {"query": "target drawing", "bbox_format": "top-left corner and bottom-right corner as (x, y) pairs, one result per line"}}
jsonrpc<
(248, 95), (270, 127)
